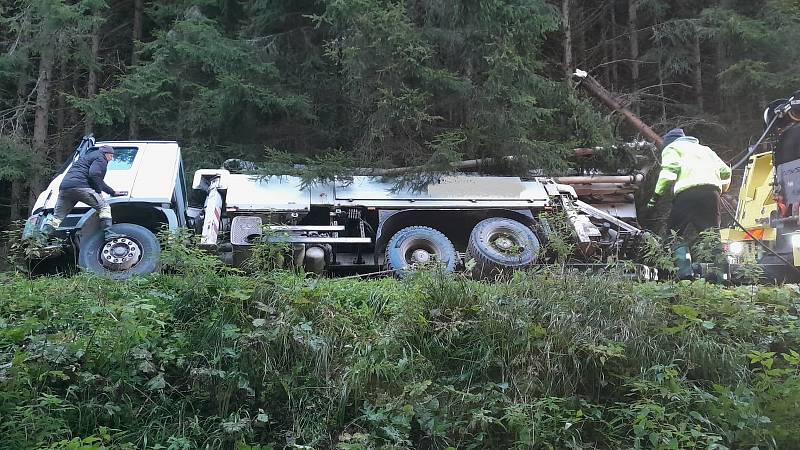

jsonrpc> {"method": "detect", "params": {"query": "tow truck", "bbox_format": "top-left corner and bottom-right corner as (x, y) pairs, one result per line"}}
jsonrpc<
(721, 92), (800, 282)
(573, 71), (800, 283)
(22, 136), (648, 280)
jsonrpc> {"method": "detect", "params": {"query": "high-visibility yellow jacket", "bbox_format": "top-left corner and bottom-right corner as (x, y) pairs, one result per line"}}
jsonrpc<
(653, 137), (732, 197)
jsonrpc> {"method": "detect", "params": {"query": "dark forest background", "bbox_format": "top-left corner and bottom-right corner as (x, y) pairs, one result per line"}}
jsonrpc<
(1, 0), (799, 226)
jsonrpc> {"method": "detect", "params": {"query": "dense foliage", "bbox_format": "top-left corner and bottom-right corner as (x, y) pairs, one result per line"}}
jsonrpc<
(2, 0), (800, 224)
(3, 240), (800, 448)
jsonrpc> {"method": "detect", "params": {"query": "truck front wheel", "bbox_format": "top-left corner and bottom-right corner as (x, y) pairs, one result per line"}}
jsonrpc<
(78, 223), (160, 280)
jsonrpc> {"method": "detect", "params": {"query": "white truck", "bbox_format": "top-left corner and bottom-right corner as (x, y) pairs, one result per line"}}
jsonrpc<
(23, 136), (648, 280)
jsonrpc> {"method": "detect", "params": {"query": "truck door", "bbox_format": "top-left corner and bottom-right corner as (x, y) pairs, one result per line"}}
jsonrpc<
(103, 146), (141, 196)
(172, 158), (188, 227)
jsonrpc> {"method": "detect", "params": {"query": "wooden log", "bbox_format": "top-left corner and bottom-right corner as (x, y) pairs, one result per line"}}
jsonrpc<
(555, 174), (643, 184)
(573, 187), (637, 196)
(377, 148), (605, 176)
(573, 70), (663, 147)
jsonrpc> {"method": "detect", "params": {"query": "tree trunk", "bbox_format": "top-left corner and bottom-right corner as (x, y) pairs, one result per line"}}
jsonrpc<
(610, 0), (618, 86)
(29, 51), (54, 210)
(715, 39), (726, 114)
(129, 0), (143, 139)
(628, 0), (639, 113)
(574, 5), (585, 70)
(85, 19), (100, 135)
(693, 31), (704, 112)
(562, 0), (573, 78)
(575, 74), (663, 147)
(132, 0), (143, 67)
(9, 44), (30, 221)
(68, 63), (79, 139)
(658, 45), (666, 122)
(9, 183), (24, 222)
(56, 59), (67, 161)
(602, 13), (611, 87)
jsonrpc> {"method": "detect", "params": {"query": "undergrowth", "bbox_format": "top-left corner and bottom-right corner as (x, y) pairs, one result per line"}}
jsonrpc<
(2, 250), (800, 448)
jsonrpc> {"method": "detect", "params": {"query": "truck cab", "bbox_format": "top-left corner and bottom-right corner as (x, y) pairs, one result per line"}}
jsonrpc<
(28, 137), (187, 233)
(24, 137), (188, 278)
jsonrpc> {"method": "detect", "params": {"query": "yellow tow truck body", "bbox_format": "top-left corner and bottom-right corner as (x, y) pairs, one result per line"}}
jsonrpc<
(719, 151), (786, 263)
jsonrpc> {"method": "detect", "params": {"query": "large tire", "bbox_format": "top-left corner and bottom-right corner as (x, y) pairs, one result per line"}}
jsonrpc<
(385, 226), (458, 278)
(467, 217), (540, 280)
(78, 223), (160, 280)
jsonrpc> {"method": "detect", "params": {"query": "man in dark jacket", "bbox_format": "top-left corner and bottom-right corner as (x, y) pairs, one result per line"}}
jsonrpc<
(45, 145), (125, 239)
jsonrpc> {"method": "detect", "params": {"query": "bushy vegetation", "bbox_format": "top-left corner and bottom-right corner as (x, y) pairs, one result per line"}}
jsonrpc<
(3, 244), (800, 449)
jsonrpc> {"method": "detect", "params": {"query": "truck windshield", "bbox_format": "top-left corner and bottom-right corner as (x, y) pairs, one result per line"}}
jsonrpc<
(107, 147), (138, 170)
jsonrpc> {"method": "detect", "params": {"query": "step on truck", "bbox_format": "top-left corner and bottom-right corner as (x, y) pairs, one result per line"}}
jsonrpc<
(22, 136), (650, 280)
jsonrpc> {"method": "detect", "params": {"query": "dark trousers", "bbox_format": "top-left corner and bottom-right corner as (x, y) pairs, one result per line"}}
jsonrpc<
(668, 185), (721, 244)
(52, 188), (111, 227)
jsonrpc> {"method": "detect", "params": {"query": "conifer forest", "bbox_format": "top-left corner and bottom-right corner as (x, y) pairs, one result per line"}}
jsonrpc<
(1, 0), (799, 224)
(5, 2), (800, 449)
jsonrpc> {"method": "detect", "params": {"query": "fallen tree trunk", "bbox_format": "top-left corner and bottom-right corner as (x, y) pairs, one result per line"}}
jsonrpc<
(376, 148), (615, 176)
(573, 70), (663, 148)
(376, 156), (516, 176)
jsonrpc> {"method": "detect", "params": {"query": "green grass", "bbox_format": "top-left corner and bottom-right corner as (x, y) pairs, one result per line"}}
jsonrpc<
(2, 264), (800, 449)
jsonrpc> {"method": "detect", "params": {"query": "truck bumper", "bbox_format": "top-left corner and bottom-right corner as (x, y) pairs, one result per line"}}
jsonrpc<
(21, 213), (44, 240)
(21, 212), (70, 259)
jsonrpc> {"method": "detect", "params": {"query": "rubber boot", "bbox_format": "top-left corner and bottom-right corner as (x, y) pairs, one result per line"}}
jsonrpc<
(674, 244), (695, 281)
(37, 215), (59, 243)
(100, 218), (122, 241)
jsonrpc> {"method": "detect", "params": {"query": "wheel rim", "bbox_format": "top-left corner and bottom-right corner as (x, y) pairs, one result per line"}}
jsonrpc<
(400, 239), (439, 266)
(489, 231), (523, 255)
(410, 248), (432, 264)
(99, 237), (142, 271)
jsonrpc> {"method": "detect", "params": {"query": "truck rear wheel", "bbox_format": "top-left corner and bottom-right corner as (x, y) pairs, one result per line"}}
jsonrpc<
(79, 223), (160, 280)
(385, 226), (457, 278)
(467, 217), (540, 280)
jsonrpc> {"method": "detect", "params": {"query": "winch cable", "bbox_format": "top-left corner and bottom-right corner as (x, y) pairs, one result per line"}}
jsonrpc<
(719, 199), (800, 277)
(730, 114), (779, 171)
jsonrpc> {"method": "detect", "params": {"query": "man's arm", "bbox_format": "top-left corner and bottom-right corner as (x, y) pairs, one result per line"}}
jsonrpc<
(708, 149), (732, 192)
(88, 158), (115, 195)
(652, 146), (682, 198)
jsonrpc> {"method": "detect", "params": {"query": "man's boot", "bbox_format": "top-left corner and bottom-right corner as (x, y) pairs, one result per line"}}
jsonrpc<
(37, 215), (59, 241)
(673, 244), (695, 281)
(39, 223), (56, 237)
(100, 218), (123, 240)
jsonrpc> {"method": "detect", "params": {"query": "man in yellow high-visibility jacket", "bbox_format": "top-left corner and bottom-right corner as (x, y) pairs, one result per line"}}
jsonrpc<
(647, 128), (732, 279)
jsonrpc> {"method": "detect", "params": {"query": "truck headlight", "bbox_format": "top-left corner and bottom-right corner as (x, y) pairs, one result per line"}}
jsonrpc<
(729, 241), (745, 255)
(21, 214), (41, 240)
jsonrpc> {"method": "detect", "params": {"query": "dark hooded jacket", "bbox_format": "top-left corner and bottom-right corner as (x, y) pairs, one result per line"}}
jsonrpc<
(59, 150), (115, 194)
